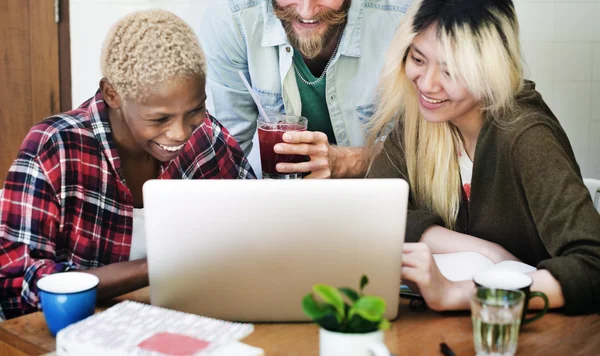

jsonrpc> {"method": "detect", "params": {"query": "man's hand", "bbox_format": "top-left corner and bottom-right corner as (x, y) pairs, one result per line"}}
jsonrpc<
(274, 131), (374, 178)
(274, 131), (332, 179)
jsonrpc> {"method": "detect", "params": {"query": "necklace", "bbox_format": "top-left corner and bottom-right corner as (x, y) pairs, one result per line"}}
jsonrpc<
(292, 32), (343, 86)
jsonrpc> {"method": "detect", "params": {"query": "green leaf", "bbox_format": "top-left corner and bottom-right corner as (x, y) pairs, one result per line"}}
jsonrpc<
(338, 287), (360, 302)
(378, 318), (391, 330)
(302, 294), (341, 331)
(315, 313), (342, 332)
(302, 293), (332, 321)
(360, 275), (369, 294)
(348, 296), (387, 322)
(345, 314), (380, 333)
(313, 284), (346, 319)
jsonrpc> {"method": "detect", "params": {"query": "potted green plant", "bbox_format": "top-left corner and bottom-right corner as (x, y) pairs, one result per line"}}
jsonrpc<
(302, 275), (391, 356)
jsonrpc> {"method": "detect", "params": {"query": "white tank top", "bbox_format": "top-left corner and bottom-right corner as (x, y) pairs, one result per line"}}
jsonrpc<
(129, 208), (147, 261)
(458, 141), (473, 201)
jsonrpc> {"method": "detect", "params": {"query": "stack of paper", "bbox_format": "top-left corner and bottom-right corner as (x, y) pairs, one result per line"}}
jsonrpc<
(56, 301), (263, 355)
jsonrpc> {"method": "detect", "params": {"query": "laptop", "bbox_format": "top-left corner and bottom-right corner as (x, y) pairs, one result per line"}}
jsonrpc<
(143, 179), (408, 322)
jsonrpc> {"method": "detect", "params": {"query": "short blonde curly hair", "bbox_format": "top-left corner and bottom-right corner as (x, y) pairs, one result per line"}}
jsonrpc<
(101, 9), (206, 101)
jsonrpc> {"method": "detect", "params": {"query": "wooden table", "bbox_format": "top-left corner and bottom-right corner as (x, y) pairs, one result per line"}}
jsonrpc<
(1, 288), (599, 355)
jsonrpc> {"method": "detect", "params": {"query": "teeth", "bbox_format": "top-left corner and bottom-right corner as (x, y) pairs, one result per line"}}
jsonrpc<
(299, 18), (317, 24)
(421, 94), (446, 104)
(158, 143), (185, 152)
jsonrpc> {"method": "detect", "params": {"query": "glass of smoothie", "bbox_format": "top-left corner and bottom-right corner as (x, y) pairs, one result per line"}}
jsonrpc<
(258, 114), (308, 179)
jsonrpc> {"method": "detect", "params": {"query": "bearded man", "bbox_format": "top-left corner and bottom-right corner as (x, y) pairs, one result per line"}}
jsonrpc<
(200, 0), (412, 178)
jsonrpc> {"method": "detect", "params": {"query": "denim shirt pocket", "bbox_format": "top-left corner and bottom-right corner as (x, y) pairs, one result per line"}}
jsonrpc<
(355, 103), (376, 136)
(254, 87), (285, 115)
(355, 103), (376, 124)
(355, 103), (394, 141)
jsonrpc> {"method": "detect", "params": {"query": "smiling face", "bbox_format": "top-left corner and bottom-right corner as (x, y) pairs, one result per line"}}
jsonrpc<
(273, 0), (350, 59)
(404, 25), (481, 126)
(103, 74), (207, 162)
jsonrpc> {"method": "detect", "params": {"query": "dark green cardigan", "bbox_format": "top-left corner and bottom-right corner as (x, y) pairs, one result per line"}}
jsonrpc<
(367, 82), (600, 314)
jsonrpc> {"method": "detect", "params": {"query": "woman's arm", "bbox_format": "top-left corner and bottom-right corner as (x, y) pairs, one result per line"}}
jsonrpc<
(512, 124), (600, 313)
(442, 270), (565, 311)
(430, 271), (565, 311)
(82, 259), (149, 301)
(402, 243), (565, 311)
(421, 225), (519, 263)
(528, 270), (565, 309)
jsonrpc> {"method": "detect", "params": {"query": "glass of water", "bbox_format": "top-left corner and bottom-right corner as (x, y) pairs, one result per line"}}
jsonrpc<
(470, 288), (525, 356)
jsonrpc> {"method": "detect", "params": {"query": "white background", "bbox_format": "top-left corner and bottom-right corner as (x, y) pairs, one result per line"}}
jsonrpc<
(70, 0), (600, 178)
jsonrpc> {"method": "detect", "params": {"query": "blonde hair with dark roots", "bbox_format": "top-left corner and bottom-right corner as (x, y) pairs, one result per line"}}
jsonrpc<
(368, 0), (524, 229)
(101, 9), (206, 101)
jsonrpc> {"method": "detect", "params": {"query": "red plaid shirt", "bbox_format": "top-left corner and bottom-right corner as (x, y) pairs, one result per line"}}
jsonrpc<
(0, 91), (255, 320)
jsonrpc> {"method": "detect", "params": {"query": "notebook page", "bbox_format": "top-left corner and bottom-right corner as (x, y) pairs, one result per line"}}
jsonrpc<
(433, 252), (495, 282)
(488, 260), (536, 274)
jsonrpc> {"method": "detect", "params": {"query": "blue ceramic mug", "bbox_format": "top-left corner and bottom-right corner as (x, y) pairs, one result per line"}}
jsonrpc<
(36, 272), (99, 336)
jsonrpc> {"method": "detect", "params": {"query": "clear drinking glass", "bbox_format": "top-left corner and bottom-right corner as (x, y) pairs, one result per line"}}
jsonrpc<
(257, 114), (308, 179)
(470, 288), (525, 356)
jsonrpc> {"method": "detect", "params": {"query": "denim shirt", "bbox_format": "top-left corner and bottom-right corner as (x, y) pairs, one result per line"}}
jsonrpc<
(200, 0), (412, 155)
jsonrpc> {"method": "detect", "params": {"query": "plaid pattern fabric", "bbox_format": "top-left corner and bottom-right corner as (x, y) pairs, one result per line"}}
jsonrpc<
(0, 92), (255, 320)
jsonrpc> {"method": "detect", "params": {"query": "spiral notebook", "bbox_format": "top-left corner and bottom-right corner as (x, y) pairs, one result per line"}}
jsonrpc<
(56, 301), (263, 356)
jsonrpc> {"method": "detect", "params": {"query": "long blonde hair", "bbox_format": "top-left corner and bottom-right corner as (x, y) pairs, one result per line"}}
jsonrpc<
(369, 0), (524, 229)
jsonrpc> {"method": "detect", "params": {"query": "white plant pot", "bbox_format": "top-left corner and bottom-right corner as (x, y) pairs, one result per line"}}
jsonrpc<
(319, 328), (390, 356)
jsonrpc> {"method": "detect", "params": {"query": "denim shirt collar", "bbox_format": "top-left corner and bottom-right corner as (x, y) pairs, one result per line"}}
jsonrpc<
(261, 0), (364, 57)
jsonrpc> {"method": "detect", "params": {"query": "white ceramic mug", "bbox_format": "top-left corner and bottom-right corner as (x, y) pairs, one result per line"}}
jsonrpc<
(319, 328), (390, 356)
(473, 269), (549, 325)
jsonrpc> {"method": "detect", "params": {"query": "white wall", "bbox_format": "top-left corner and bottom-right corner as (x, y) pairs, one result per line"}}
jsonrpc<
(515, 0), (600, 179)
(70, 0), (600, 178)
(68, 0), (266, 173)
(70, 0), (208, 105)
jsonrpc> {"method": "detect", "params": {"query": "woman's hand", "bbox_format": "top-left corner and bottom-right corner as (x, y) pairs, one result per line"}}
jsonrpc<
(274, 131), (332, 179)
(402, 243), (473, 311)
(402, 243), (452, 311)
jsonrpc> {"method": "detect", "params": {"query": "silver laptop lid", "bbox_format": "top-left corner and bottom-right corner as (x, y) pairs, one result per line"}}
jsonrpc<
(143, 179), (408, 322)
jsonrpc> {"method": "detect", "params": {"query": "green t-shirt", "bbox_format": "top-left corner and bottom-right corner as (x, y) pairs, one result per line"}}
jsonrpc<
(292, 51), (337, 144)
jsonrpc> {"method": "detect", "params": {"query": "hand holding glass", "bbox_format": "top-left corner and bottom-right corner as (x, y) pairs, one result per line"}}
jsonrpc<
(258, 114), (308, 179)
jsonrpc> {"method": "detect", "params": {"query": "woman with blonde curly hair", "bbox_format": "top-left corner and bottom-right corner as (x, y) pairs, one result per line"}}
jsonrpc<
(0, 9), (254, 319)
(367, 0), (600, 313)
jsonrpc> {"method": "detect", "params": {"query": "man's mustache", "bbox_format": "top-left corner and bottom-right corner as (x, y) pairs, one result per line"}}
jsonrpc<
(272, 3), (348, 25)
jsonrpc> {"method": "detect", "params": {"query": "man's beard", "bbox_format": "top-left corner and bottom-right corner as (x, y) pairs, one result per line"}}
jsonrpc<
(272, 0), (351, 59)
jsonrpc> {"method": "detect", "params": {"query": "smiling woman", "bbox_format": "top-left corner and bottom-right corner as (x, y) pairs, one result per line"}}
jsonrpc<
(0, 9), (255, 321)
(366, 0), (600, 315)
